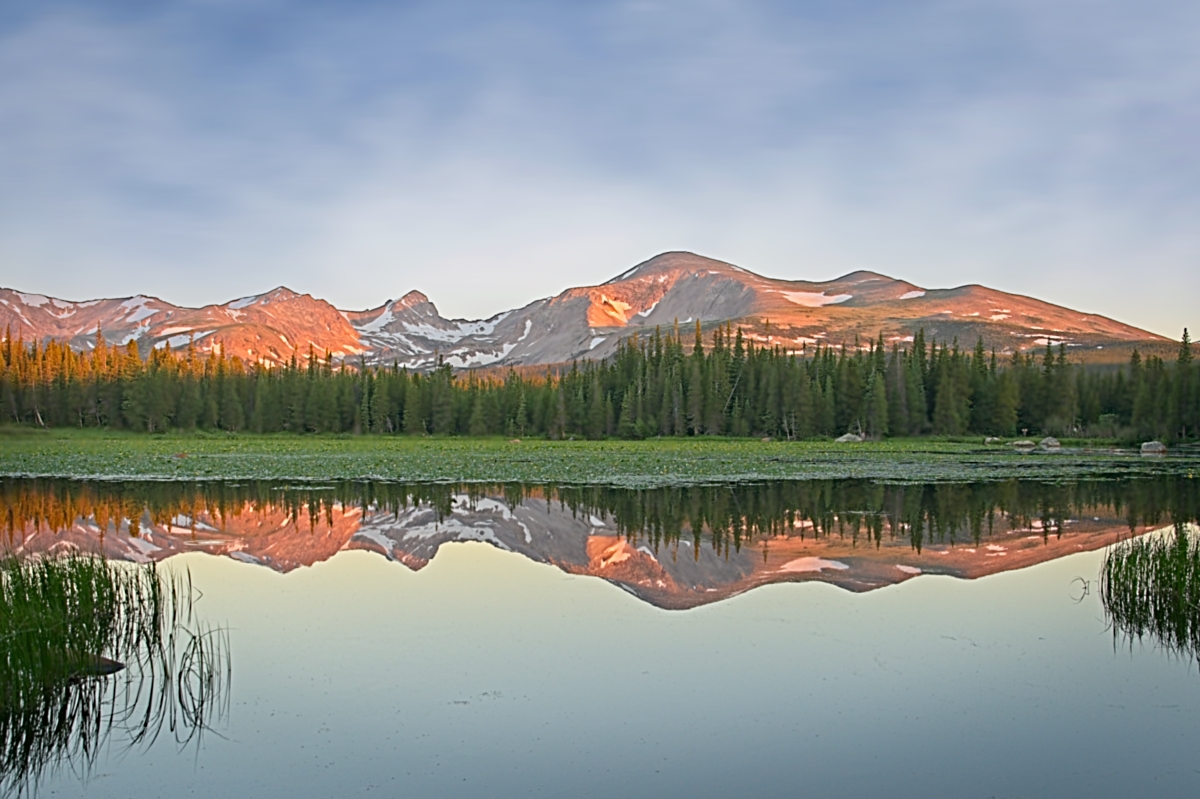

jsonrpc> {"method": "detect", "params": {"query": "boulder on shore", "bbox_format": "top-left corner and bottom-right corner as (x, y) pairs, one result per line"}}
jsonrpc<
(1010, 440), (1036, 449)
(984, 437), (1004, 444)
(1141, 440), (1167, 455)
(1039, 437), (1061, 449)
(835, 433), (864, 443)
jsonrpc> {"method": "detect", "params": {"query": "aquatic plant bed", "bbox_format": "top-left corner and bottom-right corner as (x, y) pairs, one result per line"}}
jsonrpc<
(1102, 524), (1200, 659)
(1, 552), (228, 794)
(1, 431), (1196, 487)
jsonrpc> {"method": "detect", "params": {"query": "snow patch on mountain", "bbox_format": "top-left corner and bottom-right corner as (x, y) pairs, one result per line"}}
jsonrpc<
(120, 297), (157, 323)
(450, 313), (509, 338)
(228, 294), (262, 310)
(606, 259), (670, 283)
(780, 557), (849, 573)
(400, 322), (461, 342)
(637, 301), (660, 318)
(15, 292), (49, 307)
(156, 331), (214, 349)
(443, 343), (517, 368)
(356, 308), (394, 334)
(400, 317), (500, 342)
(127, 306), (158, 324)
(118, 324), (151, 344)
(778, 291), (853, 308)
(899, 290), (926, 300)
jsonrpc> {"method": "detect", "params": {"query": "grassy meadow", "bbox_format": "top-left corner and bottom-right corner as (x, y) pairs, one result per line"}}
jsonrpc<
(1, 427), (1195, 486)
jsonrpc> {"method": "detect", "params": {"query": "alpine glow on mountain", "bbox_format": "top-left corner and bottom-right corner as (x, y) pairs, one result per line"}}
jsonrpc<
(0, 252), (1166, 369)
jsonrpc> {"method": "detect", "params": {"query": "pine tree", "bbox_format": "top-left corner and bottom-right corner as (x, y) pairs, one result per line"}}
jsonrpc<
(1174, 328), (1194, 440)
(864, 370), (889, 439)
(586, 375), (606, 439)
(468, 392), (488, 436)
(403, 388), (424, 435)
(932, 367), (963, 435)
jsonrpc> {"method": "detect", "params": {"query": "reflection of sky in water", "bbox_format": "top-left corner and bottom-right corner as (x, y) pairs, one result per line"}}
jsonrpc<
(41, 543), (1200, 798)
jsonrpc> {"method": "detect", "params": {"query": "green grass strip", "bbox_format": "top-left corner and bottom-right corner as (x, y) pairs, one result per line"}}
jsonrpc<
(2, 430), (1198, 487)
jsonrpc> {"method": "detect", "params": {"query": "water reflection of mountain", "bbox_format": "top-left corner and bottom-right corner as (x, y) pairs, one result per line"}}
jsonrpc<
(5, 479), (1199, 609)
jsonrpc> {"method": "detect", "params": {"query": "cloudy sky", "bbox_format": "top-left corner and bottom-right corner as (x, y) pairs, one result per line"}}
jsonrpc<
(1, 0), (1196, 338)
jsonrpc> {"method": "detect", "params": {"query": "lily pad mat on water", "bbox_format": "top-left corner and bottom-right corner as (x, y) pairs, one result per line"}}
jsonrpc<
(2, 431), (1196, 487)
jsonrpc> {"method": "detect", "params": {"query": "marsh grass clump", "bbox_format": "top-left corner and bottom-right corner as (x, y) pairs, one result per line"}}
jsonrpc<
(1, 553), (229, 797)
(1101, 524), (1200, 660)
(2, 553), (142, 700)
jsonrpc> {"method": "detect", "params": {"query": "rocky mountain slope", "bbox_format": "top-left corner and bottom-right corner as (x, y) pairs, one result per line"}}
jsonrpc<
(0, 252), (1165, 369)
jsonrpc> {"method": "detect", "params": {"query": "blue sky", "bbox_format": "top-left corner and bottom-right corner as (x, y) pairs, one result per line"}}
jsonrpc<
(1, 0), (1196, 338)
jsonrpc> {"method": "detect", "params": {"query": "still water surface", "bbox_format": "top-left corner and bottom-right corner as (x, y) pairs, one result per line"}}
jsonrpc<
(5, 476), (1200, 798)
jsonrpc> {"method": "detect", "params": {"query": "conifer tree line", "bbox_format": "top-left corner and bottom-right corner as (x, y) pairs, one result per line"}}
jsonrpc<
(1, 324), (1196, 441)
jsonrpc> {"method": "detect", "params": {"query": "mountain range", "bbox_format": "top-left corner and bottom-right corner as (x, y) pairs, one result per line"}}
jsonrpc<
(0, 251), (1165, 369)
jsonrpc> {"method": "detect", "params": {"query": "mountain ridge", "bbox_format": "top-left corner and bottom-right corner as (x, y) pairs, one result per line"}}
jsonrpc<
(0, 251), (1167, 369)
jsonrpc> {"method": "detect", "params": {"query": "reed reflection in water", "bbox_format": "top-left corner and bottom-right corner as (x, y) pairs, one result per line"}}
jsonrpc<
(1103, 522), (1200, 664)
(0, 554), (229, 798)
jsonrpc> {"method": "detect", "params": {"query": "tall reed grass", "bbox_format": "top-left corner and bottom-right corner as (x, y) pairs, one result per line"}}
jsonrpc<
(0, 553), (229, 797)
(1101, 524), (1200, 660)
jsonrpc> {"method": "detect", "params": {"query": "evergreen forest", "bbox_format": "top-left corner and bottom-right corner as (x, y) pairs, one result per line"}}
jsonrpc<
(1, 324), (1196, 442)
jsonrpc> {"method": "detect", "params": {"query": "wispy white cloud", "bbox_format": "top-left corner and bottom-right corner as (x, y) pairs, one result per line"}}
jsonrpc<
(0, 0), (1195, 337)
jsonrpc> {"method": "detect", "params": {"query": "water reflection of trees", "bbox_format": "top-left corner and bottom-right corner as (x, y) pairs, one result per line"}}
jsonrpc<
(4, 477), (1199, 558)
(0, 555), (229, 798)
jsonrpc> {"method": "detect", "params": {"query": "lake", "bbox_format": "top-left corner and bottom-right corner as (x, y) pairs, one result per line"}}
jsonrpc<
(4, 475), (1200, 798)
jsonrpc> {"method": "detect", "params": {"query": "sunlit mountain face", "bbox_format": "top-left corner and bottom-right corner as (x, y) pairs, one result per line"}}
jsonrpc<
(0, 252), (1167, 371)
(5, 477), (1196, 610)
